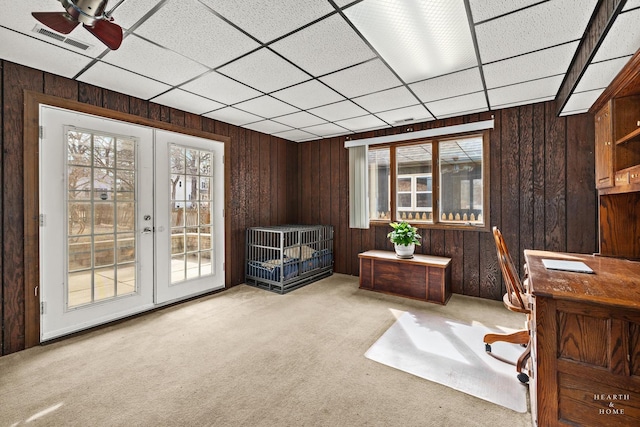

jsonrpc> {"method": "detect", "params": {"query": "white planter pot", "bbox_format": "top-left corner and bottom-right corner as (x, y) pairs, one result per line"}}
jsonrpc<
(394, 243), (415, 259)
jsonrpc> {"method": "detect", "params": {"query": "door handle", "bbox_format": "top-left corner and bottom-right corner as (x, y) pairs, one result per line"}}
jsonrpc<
(142, 227), (153, 234)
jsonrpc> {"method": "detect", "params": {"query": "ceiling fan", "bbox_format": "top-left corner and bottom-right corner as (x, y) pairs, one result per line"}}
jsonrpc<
(32, 0), (124, 50)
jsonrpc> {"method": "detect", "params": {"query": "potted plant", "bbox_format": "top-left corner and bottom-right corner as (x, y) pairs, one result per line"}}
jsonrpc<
(387, 221), (421, 258)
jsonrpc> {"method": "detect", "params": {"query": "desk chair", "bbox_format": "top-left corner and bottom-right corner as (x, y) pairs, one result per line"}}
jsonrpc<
(484, 226), (531, 383)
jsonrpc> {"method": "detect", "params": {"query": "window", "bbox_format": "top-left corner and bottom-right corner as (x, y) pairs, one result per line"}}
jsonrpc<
(368, 132), (489, 230)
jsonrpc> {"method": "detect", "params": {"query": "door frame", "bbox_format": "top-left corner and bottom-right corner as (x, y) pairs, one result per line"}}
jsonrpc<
(23, 91), (231, 348)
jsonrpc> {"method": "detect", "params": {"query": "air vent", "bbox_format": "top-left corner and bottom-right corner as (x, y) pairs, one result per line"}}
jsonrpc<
(33, 25), (92, 51)
(393, 118), (415, 124)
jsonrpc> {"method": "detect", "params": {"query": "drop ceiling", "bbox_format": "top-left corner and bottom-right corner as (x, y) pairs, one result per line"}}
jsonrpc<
(1, 0), (639, 142)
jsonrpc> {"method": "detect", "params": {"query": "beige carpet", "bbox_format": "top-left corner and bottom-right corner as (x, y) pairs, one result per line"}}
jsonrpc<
(365, 310), (528, 412)
(0, 274), (532, 427)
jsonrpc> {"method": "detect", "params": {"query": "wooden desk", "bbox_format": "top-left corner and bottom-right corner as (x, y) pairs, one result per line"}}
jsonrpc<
(358, 250), (451, 305)
(525, 250), (640, 427)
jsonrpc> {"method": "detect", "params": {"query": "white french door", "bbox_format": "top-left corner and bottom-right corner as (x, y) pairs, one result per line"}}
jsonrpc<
(39, 106), (224, 341)
(154, 130), (225, 304)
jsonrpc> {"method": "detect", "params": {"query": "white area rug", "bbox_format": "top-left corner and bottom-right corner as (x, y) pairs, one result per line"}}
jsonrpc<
(365, 311), (528, 413)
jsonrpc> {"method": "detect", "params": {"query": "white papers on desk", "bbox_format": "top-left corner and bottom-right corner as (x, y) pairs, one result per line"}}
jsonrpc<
(541, 259), (594, 274)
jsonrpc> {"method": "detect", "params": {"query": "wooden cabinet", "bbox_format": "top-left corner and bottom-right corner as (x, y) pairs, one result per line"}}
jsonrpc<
(591, 50), (640, 259)
(358, 250), (451, 305)
(595, 101), (614, 189)
(525, 250), (640, 427)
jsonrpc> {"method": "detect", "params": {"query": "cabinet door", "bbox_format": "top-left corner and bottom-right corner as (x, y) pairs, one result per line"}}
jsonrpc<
(595, 101), (614, 189)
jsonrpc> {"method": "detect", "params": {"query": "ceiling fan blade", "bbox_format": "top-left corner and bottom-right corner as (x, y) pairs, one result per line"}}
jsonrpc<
(32, 12), (80, 35)
(84, 19), (123, 50)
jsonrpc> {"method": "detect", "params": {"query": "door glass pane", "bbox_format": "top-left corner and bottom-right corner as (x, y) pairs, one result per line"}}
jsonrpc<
(170, 144), (215, 284)
(397, 144), (432, 222)
(66, 129), (138, 308)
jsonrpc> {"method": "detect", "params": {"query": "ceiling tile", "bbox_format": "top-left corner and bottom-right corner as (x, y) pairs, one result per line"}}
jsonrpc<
(301, 123), (351, 137)
(376, 105), (434, 125)
(425, 92), (487, 118)
(204, 107), (262, 126)
(271, 80), (344, 110)
(134, 0), (260, 68)
(468, 0), (541, 23)
(77, 62), (171, 100)
(488, 75), (564, 109)
(102, 35), (208, 86)
(345, 0), (478, 82)
(0, 0), (108, 58)
(243, 120), (293, 134)
(475, 0), (597, 63)
(410, 68), (483, 103)
(575, 57), (631, 93)
(352, 87), (419, 113)
(624, 0), (640, 11)
(483, 42), (578, 89)
(273, 112), (327, 128)
(335, 0), (357, 7)
(561, 89), (604, 115)
(320, 59), (402, 98)
(150, 89), (224, 115)
(234, 96), (299, 118)
(200, 0), (334, 43)
(108, 0), (163, 30)
(0, 28), (93, 78)
(335, 115), (389, 132)
(273, 129), (318, 142)
(180, 71), (261, 105)
(308, 101), (369, 122)
(271, 14), (375, 76)
(217, 48), (310, 93)
(592, 9), (640, 62)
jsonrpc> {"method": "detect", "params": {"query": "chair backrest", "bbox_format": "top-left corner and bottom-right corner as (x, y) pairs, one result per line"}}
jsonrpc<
(492, 227), (528, 312)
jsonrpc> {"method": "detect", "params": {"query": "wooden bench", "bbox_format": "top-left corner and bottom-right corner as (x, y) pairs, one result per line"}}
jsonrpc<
(358, 250), (451, 305)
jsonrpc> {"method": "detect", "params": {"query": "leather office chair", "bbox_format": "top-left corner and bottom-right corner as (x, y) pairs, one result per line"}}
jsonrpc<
(484, 226), (531, 383)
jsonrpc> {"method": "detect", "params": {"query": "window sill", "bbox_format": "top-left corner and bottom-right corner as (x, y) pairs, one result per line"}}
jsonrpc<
(369, 220), (490, 232)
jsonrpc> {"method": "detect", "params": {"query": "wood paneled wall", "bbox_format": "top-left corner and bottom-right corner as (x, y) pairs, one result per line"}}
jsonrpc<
(297, 102), (598, 300)
(0, 59), (598, 356)
(0, 60), (297, 356)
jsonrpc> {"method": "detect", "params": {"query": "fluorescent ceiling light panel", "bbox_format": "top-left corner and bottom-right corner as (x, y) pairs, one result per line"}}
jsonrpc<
(200, 0), (334, 43)
(475, 0), (597, 64)
(78, 62), (171, 100)
(0, 27), (93, 79)
(592, 9), (640, 62)
(102, 35), (208, 86)
(204, 107), (262, 126)
(218, 48), (309, 93)
(482, 42), (578, 89)
(181, 72), (261, 105)
(410, 67), (483, 103)
(575, 57), (630, 93)
(234, 96), (299, 119)
(344, 0), (478, 83)
(151, 89), (224, 115)
(272, 80), (345, 110)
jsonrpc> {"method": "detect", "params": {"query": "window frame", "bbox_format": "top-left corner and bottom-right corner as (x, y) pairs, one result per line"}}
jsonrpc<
(368, 130), (490, 232)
